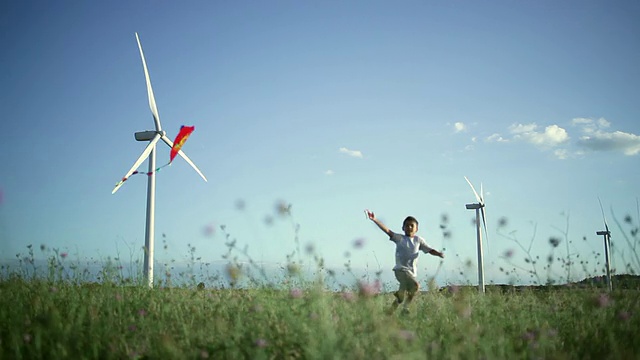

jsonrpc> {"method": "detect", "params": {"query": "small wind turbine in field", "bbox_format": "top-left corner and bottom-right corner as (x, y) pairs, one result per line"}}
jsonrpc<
(112, 33), (207, 287)
(597, 198), (613, 292)
(464, 176), (489, 293)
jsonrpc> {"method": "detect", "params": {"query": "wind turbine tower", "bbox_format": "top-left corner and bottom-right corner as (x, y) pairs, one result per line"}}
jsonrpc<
(464, 176), (488, 293)
(597, 199), (613, 292)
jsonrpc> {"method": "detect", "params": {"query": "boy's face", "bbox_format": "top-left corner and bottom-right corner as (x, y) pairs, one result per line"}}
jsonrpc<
(402, 220), (418, 237)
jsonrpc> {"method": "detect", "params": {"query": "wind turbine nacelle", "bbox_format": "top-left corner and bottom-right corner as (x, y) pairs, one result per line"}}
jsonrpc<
(135, 130), (164, 141)
(466, 203), (482, 210)
(596, 231), (610, 236)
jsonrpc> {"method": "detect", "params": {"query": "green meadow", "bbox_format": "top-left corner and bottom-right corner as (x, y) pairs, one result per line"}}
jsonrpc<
(1, 275), (639, 359)
(2, 212), (639, 359)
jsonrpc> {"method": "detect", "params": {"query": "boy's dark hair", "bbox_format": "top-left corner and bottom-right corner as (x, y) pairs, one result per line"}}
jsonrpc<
(403, 216), (419, 226)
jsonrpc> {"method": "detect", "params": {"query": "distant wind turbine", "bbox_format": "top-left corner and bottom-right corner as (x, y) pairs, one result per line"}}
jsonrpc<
(596, 198), (613, 292)
(464, 176), (489, 293)
(112, 33), (208, 287)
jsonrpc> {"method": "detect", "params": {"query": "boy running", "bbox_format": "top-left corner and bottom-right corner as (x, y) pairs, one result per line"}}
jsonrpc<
(366, 210), (444, 314)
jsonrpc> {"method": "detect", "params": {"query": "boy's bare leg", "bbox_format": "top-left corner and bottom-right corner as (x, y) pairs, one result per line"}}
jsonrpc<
(386, 289), (405, 314)
(401, 282), (419, 314)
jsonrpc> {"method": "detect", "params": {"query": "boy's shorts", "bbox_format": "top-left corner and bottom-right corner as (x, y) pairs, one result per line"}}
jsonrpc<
(394, 269), (419, 293)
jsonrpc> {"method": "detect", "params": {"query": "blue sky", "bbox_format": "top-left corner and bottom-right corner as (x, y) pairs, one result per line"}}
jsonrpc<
(1, 1), (639, 286)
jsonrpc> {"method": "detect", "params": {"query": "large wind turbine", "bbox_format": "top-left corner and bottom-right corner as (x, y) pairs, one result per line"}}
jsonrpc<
(596, 198), (613, 292)
(464, 176), (489, 293)
(112, 33), (208, 287)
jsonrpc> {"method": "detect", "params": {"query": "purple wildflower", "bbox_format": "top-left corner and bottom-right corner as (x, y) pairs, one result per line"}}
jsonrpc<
(290, 288), (303, 299)
(353, 238), (366, 249)
(254, 338), (268, 348)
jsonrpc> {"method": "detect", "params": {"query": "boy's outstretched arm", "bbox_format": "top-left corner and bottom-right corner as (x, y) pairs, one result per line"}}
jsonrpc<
(428, 248), (445, 258)
(365, 210), (393, 237)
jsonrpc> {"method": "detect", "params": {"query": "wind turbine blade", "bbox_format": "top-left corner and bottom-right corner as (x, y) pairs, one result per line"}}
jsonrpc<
(161, 135), (208, 182)
(598, 197), (609, 233)
(464, 176), (482, 203)
(480, 182), (484, 203)
(112, 134), (162, 194)
(481, 206), (489, 250)
(135, 33), (162, 131)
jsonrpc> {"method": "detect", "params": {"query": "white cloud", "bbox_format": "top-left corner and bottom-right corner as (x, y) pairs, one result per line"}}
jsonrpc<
(339, 147), (363, 158)
(572, 117), (640, 156)
(454, 122), (467, 133)
(509, 123), (569, 147)
(325, 169), (334, 176)
(485, 133), (508, 142)
(578, 131), (640, 156)
(554, 149), (569, 160)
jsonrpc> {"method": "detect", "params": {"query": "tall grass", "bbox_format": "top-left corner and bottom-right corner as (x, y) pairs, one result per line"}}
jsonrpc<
(1, 205), (639, 359)
(1, 275), (639, 359)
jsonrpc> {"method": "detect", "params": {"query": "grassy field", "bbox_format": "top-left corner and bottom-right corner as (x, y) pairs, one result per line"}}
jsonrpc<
(2, 212), (638, 359)
(1, 274), (639, 360)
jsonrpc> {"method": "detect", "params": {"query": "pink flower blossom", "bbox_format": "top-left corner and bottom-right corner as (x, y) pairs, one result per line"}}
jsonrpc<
(254, 338), (268, 348)
(358, 280), (381, 297)
(341, 291), (356, 302)
(290, 288), (303, 299)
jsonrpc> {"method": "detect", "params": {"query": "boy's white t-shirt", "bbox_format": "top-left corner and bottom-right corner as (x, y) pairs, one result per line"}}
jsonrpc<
(389, 232), (432, 278)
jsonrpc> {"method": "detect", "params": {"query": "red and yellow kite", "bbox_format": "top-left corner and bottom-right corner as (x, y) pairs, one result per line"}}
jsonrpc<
(170, 125), (195, 163)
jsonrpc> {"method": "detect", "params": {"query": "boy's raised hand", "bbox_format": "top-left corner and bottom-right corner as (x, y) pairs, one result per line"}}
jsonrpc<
(364, 209), (375, 220)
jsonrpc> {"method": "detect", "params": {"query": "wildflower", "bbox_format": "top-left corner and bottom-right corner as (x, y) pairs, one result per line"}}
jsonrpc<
(137, 309), (147, 317)
(522, 330), (537, 342)
(503, 249), (514, 258)
(287, 263), (300, 276)
(60, 252), (68, 259)
(341, 291), (356, 302)
(40, 244), (46, 251)
(23, 334), (31, 343)
(115, 294), (122, 301)
(549, 237), (561, 248)
(497, 217), (508, 228)
(352, 238), (366, 249)
(200, 350), (210, 359)
(276, 201), (291, 216)
(226, 264), (242, 282)
(594, 293), (611, 308)
(618, 311), (631, 321)
(203, 224), (215, 237)
(397, 329), (416, 341)
(49, 287), (58, 293)
(290, 288), (303, 299)
(305, 243), (315, 254)
(235, 199), (246, 211)
(447, 285), (460, 295)
(254, 338), (268, 348)
(358, 280), (380, 297)
(128, 325), (137, 332)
